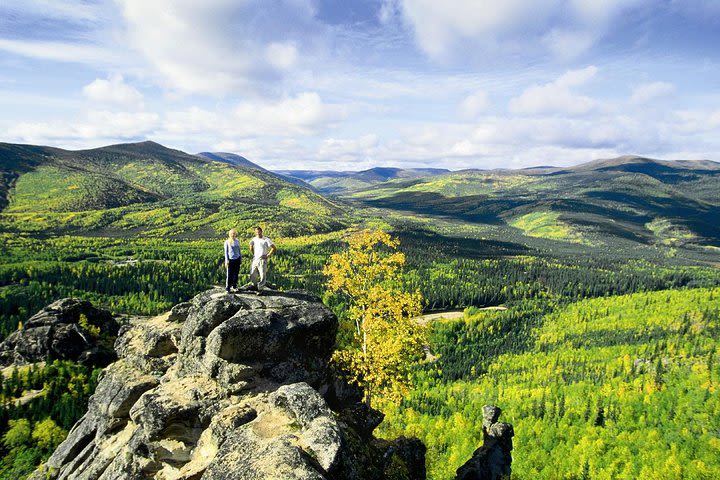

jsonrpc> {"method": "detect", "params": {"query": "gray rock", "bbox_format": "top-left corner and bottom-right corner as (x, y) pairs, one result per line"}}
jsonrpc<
(339, 402), (385, 439)
(482, 405), (501, 430)
(31, 289), (421, 480)
(114, 315), (181, 374)
(0, 298), (119, 367)
(456, 405), (514, 480)
(384, 437), (427, 480)
(271, 383), (333, 427)
(168, 302), (192, 323)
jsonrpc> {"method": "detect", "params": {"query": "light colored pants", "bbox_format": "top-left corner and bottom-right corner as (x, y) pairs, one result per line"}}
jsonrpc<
(250, 257), (268, 290)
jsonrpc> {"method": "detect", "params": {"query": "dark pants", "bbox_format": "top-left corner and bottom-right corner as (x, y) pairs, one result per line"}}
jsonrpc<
(226, 258), (241, 290)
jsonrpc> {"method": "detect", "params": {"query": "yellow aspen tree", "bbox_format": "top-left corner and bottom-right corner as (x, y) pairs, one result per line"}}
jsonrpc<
(324, 229), (426, 406)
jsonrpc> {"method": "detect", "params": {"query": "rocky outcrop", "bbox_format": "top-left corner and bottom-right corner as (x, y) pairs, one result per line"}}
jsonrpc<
(0, 298), (119, 367)
(455, 405), (514, 480)
(31, 288), (424, 480)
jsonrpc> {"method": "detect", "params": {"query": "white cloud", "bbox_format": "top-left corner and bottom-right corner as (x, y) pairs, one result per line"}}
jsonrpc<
(319, 134), (379, 158)
(630, 81), (675, 104)
(396, 0), (555, 58)
(555, 66), (598, 88)
(674, 109), (720, 135)
(81, 110), (159, 137)
(115, 0), (321, 95)
(458, 90), (489, 119)
(146, 93), (349, 148)
(326, 109), (664, 169)
(542, 29), (596, 61)
(509, 66), (598, 115)
(5, 110), (159, 145)
(234, 92), (348, 136)
(162, 107), (222, 136)
(83, 74), (144, 109)
(394, 0), (652, 61)
(265, 43), (299, 71)
(9, 98), (717, 171)
(0, 39), (111, 64)
(9, 91), (348, 151)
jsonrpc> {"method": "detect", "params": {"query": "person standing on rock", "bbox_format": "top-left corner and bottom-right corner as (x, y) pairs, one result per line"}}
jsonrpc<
(248, 226), (275, 295)
(224, 229), (242, 293)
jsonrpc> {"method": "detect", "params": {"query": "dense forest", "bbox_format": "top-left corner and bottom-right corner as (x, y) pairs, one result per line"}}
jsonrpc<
(378, 288), (720, 479)
(1, 143), (719, 479)
(2, 227), (719, 478)
(0, 362), (101, 477)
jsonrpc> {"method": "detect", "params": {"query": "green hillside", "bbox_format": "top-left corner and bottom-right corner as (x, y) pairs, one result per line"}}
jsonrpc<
(342, 157), (720, 252)
(1, 143), (718, 479)
(379, 287), (720, 479)
(509, 211), (588, 244)
(0, 141), (346, 237)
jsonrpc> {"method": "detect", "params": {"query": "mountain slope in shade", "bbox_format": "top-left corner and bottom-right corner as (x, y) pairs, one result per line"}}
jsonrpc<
(560, 155), (720, 173)
(345, 156), (720, 248)
(0, 141), (346, 237)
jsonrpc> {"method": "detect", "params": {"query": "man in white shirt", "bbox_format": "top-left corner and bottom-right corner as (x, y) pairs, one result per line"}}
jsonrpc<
(248, 226), (276, 295)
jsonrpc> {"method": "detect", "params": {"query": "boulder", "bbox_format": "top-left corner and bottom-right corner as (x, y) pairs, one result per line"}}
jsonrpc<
(31, 288), (425, 480)
(0, 298), (119, 367)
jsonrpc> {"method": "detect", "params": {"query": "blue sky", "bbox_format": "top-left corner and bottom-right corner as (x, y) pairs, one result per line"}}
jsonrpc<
(1, 0), (719, 170)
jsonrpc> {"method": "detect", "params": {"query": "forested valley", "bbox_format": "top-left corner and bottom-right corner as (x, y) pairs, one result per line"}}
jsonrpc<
(1, 143), (719, 479)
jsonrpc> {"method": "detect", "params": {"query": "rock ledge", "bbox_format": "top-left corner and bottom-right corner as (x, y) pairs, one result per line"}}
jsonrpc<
(31, 288), (424, 480)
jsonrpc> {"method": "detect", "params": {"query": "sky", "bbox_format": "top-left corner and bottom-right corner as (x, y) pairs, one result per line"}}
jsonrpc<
(1, 0), (719, 171)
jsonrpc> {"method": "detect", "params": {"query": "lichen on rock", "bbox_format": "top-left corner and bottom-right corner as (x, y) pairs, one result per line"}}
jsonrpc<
(0, 297), (119, 367)
(31, 288), (425, 480)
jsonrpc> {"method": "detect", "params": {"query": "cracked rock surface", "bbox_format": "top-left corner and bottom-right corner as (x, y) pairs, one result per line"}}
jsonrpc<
(0, 298), (119, 367)
(31, 288), (425, 480)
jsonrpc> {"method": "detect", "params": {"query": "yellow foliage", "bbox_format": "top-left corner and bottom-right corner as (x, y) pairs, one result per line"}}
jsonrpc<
(324, 230), (426, 405)
(78, 313), (101, 338)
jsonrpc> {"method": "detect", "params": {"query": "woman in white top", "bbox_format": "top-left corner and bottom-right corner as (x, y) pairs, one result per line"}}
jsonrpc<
(224, 229), (242, 293)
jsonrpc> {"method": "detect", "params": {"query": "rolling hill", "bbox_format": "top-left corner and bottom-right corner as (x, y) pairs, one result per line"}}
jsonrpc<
(196, 151), (266, 170)
(0, 141), (347, 237)
(1, 142), (719, 480)
(197, 151), (315, 190)
(339, 156), (720, 250)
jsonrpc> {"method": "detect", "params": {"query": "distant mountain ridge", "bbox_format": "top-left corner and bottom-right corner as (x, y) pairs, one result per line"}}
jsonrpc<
(0, 141), (346, 237)
(197, 151), (315, 189)
(197, 151), (266, 170)
(563, 155), (720, 172)
(2, 141), (717, 246)
(338, 155), (720, 250)
(279, 166), (451, 182)
(275, 156), (720, 195)
(276, 166), (451, 194)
